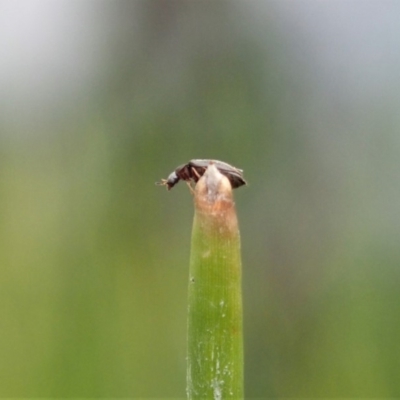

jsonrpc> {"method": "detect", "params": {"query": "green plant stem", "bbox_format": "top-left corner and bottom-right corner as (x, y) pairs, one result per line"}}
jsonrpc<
(187, 164), (244, 400)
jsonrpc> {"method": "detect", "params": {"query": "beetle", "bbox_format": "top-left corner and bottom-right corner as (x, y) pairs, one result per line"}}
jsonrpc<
(157, 159), (247, 191)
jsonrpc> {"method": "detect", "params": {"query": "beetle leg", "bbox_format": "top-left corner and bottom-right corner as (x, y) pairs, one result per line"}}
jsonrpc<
(191, 167), (202, 180)
(185, 180), (195, 195)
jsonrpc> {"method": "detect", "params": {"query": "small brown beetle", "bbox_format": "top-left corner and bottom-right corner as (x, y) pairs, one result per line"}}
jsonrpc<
(157, 159), (247, 190)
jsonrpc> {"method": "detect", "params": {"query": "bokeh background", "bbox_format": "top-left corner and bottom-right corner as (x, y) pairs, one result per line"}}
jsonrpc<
(1, 0), (400, 397)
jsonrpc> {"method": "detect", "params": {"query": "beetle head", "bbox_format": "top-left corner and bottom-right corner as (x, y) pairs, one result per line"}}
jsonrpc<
(166, 171), (180, 189)
(156, 171), (180, 190)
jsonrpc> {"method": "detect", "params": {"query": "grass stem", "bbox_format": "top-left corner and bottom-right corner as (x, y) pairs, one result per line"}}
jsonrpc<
(187, 164), (244, 400)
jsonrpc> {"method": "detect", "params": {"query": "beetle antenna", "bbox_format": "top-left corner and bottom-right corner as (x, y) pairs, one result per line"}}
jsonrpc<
(155, 179), (168, 186)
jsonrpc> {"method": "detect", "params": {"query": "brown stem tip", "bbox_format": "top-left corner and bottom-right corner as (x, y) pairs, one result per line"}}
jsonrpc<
(194, 164), (238, 230)
(195, 163), (233, 201)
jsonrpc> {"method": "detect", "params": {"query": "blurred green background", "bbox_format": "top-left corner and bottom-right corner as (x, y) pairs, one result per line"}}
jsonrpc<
(1, 0), (400, 397)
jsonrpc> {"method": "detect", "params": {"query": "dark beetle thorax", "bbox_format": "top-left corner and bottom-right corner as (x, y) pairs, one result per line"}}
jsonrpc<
(175, 164), (193, 181)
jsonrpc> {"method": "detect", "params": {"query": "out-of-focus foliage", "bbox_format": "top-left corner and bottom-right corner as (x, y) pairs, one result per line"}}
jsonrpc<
(1, 0), (400, 397)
